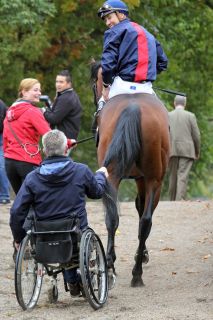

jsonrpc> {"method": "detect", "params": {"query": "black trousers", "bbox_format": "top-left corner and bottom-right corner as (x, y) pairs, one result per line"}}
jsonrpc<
(5, 158), (38, 195)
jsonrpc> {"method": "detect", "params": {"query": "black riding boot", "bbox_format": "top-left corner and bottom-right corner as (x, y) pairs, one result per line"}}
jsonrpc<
(91, 113), (98, 134)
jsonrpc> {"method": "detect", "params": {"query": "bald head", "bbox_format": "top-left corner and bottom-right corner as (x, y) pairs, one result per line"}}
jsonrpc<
(174, 95), (187, 108)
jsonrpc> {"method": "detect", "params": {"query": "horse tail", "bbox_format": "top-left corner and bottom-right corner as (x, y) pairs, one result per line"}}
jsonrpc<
(103, 104), (142, 178)
(103, 180), (119, 229)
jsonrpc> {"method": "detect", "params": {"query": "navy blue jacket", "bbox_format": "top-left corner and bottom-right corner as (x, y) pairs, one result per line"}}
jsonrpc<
(101, 19), (168, 85)
(10, 156), (107, 243)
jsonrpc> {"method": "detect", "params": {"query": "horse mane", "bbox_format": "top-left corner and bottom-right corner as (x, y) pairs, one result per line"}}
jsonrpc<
(103, 104), (142, 179)
(90, 60), (101, 82)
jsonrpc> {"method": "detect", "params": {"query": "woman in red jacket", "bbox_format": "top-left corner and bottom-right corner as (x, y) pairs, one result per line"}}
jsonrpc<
(3, 78), (51, 195)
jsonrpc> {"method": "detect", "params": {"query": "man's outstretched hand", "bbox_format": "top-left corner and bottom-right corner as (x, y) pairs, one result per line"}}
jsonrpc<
(96, 166), (109, 178)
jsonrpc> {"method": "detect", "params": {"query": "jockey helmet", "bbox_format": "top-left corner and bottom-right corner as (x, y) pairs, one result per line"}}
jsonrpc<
(98, 0), (129, 19)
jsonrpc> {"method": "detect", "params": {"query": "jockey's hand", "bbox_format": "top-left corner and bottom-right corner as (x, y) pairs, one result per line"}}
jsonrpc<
(102, 86), (110, 101)
(96, 166), (109, 178)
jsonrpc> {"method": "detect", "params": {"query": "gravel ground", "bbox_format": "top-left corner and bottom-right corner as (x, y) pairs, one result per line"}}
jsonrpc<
(0, 200), (212, 320)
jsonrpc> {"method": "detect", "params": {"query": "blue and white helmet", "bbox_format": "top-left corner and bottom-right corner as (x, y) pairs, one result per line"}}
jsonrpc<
(98, 0), (129, 19)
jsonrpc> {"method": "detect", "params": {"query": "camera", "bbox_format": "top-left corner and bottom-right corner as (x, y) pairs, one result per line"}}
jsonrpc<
(39, 95), (52, 109)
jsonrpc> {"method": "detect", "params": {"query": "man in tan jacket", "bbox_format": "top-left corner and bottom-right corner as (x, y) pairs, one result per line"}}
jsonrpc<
(168, 95), (201, 200)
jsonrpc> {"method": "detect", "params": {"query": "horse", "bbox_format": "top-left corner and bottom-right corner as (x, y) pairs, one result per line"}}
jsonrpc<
(91, 61), (170, 287)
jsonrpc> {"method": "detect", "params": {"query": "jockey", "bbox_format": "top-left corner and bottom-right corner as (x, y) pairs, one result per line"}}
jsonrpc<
(96, 0), (168, 112)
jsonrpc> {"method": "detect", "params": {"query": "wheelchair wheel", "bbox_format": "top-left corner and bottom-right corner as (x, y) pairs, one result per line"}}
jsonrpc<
(15, 234), (44, 310)
(80, 228), (108, 310)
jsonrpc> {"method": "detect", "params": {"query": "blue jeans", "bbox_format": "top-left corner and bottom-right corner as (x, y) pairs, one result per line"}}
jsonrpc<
(0, 134), (10, 201)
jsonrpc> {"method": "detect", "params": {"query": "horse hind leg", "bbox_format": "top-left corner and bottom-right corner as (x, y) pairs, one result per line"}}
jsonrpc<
(134, 183), (150, 265)
(102, 182), (119, 289)
(105, 206), (119, 289)
(105, 211), (118, 269)
(131, 189), (155, 287)
(134, 246), (149, 264)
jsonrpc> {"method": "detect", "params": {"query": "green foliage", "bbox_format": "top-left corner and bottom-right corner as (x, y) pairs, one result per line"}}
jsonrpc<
(0, 0), (56, 99)
(0, 0), (212, 200)
(132, 0), (213, 200)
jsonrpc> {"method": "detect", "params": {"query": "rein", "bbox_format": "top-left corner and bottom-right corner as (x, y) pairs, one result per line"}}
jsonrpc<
(72, 135), (95, 146)
(68, 135), (95, 157)
(153, 86), (186, 96)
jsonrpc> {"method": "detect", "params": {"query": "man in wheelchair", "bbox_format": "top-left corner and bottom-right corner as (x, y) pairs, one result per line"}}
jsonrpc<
(10, 129), (108, 297)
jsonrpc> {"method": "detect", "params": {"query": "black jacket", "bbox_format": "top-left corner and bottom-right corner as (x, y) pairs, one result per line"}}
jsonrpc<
(44, 89), (82, 139)
(0, 99), (7, 134)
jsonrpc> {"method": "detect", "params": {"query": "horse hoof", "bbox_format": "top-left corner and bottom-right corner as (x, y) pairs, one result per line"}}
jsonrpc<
(131, 278), (144, 288)
(108, 269), (116, 290)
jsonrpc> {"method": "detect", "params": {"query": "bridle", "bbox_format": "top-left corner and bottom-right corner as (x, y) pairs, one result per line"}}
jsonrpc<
(92, 82), (99, 110)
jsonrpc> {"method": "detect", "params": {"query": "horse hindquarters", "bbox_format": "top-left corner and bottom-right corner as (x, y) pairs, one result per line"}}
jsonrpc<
(101, 103), (142, 284)
(131, 105), (169, 287)
(100, 96), (169, 288)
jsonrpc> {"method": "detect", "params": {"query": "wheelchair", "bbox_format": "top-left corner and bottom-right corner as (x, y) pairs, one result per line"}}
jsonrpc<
(14, 214), (108, 311)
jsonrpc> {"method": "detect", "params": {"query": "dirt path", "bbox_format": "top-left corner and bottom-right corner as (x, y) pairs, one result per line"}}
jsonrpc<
(0, 201), (212, 320)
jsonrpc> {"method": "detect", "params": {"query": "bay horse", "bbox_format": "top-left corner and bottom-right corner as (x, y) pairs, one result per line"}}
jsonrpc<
(91, 61), (170, 287)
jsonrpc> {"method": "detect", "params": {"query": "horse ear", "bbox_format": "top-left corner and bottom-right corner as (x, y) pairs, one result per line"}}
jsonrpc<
(90, 57), (96, 65)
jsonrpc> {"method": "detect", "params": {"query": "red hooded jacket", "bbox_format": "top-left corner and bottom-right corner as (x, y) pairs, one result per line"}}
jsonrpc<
(3, 101), (50, 165)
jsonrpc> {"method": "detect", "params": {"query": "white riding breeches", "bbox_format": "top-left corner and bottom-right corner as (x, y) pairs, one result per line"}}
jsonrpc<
(109, 76), (154, 98)
(98, 76), (154, 107)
